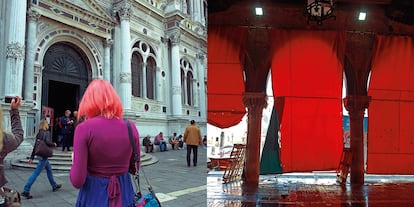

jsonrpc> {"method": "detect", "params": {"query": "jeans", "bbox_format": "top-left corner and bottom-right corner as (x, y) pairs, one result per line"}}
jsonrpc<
(186, 145), (198, 166)
(23, 157), (58, 192)
(156, 141), (167, 151)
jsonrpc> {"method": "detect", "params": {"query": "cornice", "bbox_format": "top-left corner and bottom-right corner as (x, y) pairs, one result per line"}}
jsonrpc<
(35, 0), (115, 38)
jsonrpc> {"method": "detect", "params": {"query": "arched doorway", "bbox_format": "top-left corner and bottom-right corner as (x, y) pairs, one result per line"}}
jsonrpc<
(41, 42), (91, 121)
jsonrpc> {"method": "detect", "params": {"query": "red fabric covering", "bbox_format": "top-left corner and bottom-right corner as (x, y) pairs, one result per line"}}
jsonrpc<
(271, 30), (345, 172)
(207, 26), (247, 128)
(368, 36), (414, 174)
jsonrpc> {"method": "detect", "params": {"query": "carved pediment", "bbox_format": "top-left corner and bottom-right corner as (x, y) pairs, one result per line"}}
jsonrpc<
(35, 0), (115, 38)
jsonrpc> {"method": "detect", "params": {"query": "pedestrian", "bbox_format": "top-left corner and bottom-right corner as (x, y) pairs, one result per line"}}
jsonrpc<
(60, 110), (73, 152)
(184, 120), (202, 167)
(70, 79), (140, 207)
(21, 119), (62, 199)
(154, 132), (167, 152)
(0, 96), (24, 187)
(169, 132), (179, 150)
(143, 135), (154, 153)
(177, 134), (184, 150)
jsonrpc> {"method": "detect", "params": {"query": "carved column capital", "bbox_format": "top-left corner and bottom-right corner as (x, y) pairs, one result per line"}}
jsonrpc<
(117, 3), (132, 21)
(196, 52), (205, 61)
(243, 92), (268, 113)
(119, 72), (131, 83)
(6, 42), (25, 59)
(28, 8), (41, 22)
(344, 95), (371, 119)
(103, 38), (113, 47)
(169, 32), (181, 46)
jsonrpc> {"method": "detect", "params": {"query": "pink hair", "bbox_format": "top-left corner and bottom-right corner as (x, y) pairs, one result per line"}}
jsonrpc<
(78, 79), (123, 120)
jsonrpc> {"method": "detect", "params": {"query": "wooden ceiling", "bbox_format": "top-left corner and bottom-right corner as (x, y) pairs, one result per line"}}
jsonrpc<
(208, 0), (414, 34)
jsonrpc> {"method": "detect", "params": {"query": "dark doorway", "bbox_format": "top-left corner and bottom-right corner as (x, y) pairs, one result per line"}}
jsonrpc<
(48, 80), (79, 118)
(41, 42), (91, 119)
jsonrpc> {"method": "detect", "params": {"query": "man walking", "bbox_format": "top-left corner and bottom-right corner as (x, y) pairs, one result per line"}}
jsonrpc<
(184, 120), (202, 167)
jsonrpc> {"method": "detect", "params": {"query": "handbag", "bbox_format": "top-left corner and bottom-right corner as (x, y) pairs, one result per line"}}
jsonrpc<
(34, 132), (54, 158)
(124, 119), (161, 207)
(0, 186), (21, 207)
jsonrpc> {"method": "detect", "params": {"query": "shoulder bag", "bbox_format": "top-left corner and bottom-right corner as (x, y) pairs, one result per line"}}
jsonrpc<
(124, 119), (161, 207)
(34, 132), (54, 158)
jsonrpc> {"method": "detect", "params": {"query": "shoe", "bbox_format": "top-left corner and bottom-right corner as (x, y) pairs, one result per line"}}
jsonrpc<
(21, 192), (33, 199)
(194, 164), (197, 167)
(53, 184), (62, 192)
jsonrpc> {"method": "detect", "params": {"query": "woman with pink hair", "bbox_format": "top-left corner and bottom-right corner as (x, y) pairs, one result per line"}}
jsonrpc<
(70, 79), (140, 207)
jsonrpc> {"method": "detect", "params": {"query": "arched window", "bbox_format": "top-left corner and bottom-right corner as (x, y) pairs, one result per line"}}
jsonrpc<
(131, 40), (157, 100)
(181, 69), (186, 104)
(180, 58), (195, 106)
(131, 52), (143, 97)
(146, 57), (156, 100)
(187, 71), (194, 106)
(186, 0), (191, 15)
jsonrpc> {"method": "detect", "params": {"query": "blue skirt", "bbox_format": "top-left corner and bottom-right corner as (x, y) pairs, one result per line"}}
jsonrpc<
(75, 173), (135, 207)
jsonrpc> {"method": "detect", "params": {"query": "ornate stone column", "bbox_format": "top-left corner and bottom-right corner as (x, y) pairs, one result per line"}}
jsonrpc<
(344, 95), (371, 185)
(5, 0), (27, 97)
(193, 0), (201, 23)
(170, 32), (182, 116)
(197, 53), (207, 120)
(24, 8), (40, 103)
(243, 92), (268, 186)
(155, 66), (163, 102)
(118, 4), (132, 110)
(103, 38), (112, 82)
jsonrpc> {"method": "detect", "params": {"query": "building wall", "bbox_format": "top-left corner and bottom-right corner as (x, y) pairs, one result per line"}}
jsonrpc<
(0, 0), (207, 148)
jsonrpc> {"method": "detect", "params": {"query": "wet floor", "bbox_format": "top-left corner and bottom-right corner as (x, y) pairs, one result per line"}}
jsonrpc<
(207, 171), (414, 207)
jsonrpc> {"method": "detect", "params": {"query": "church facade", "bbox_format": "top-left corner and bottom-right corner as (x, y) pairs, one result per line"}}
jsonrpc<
(0, 0), (207, 143)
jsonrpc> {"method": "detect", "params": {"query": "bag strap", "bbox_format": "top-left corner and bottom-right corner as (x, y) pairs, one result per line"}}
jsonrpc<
(124, 119), (141, 195)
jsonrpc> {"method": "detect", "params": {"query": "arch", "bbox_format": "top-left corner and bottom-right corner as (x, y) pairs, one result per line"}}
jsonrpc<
(146, 56), (156, 100)
(180, 57), (195, 106)
(131, 52), (143, 97)
(186, 70), (194, 106)
(131, 40), (158, 100)
(41, 41), (91, 118)
(35, 29), (102, 78)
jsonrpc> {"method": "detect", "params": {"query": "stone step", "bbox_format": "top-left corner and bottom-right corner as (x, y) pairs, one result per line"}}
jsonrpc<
(12, 151), (159, 171)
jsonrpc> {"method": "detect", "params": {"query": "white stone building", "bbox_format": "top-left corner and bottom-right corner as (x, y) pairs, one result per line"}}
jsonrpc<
(0, 0), (207, 147)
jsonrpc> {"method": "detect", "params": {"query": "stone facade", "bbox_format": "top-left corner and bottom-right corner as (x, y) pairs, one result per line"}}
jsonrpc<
(0, 0), (207, 158)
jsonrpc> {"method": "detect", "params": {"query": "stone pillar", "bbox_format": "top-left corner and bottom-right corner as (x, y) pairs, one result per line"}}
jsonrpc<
(170, 32), (182, 116)
(344, 95), (370, 185)
(197, 53), (207, 121)
(243, 92), (268, 186)
(5, 0), (27, 97)
(193, 0), (201, 23)
(156, 66), (163, 101)
(142, 62), (147, 99)
(118, 4), (132, 110)
(23, 8), (40, 103)
(103, 38), (112, 82)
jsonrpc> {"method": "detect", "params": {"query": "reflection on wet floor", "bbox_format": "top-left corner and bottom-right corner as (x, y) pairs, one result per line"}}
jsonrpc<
(207, 171), (414, 207)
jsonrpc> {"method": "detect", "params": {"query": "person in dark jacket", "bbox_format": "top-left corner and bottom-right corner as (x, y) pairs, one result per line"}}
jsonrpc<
(60, 110), (73, 152)
(21, 119), (62, 199)
(0, 96), (24, 187)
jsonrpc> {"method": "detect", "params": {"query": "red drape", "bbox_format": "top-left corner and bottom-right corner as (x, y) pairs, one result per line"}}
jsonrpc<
(207, 26), (247, 128)
(271, 30), (345, 172)
(367, 36), (414, 174)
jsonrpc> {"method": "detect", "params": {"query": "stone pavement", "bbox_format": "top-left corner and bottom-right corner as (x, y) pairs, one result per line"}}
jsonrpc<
(4, 147), (207, 207)
(207, 171), (414, 207)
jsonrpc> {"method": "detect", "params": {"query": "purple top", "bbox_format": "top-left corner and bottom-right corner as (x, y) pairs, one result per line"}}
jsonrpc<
(70, 116), (140, 189)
